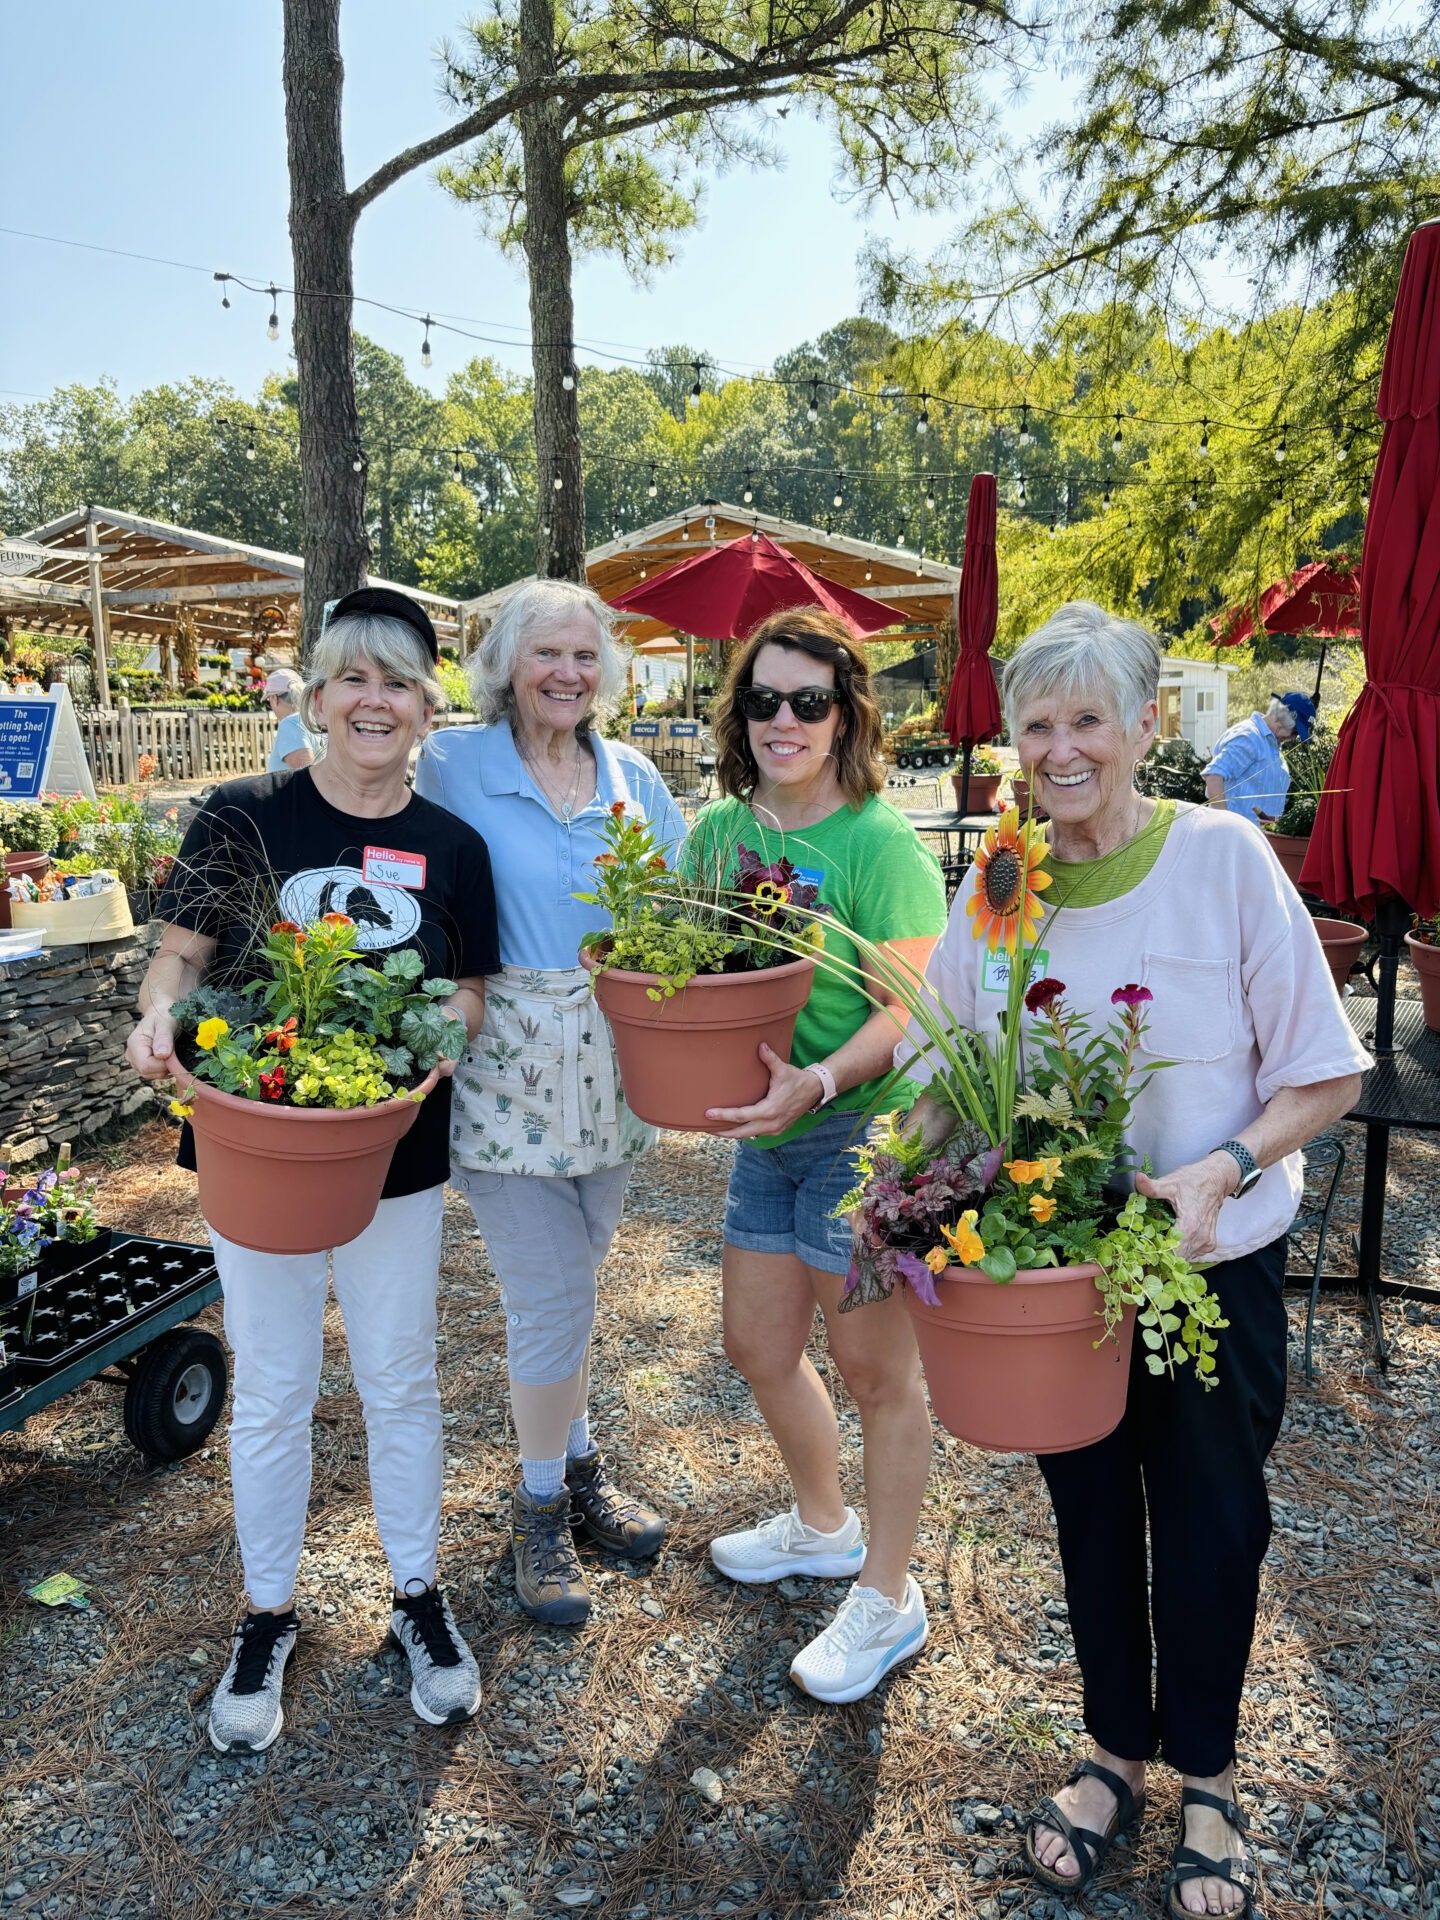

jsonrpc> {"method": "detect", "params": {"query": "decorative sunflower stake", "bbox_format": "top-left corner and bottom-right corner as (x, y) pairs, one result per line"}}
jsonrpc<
(966, 806), (1052, 953)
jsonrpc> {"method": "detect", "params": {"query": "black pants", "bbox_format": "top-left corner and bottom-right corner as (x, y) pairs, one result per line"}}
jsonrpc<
(1037, 1236), (1289, 1778)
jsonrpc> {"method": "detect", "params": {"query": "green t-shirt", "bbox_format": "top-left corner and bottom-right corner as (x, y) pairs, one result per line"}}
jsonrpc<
(1042, 798), (1178, 909)
(682, 793), (949, 1146)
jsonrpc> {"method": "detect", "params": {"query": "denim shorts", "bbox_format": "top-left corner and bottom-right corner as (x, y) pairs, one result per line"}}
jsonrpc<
(722, 1106), (872, 1276)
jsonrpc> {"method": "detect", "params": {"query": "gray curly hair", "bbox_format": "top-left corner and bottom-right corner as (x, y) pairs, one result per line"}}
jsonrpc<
(467, 579), (629, 729)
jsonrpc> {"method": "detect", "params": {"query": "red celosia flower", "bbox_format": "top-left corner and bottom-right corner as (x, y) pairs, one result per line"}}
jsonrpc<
(319, 912), (354, 928)
(1111, 983), (1154, 1008)
(1025, 977), (1067, 1014)
(610, 800), (627, 817)
(271, 920), (302, 936)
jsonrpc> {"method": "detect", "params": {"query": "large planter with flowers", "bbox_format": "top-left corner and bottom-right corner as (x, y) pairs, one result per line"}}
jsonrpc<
(1405, 929), (1440, 1032)
(903, 1262), (1136, 1453)
(592, 956), (815, 1132)
(173, 1064), (438, 1253)
(167, 913), (465, 1255)
(578, 801), (821, 1134)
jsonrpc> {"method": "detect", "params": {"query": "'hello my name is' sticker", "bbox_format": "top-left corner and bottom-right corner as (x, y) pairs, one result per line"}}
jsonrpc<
(363, 846), (427, 890)
(980, 948), (1050, 994)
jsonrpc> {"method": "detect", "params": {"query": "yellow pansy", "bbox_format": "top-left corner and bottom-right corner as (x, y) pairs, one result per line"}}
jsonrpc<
(1028, 1193), (1058, 1224)
(923, 1246), (949, 1274)
(1005, 1154), (1063, 1191)
(168, 1098), (194, 1119)
(195, 1017), (229, 1051)
(940, 1209), (986, 1267)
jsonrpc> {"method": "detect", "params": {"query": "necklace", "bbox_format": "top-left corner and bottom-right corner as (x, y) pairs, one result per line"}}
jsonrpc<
(517, 733), (587, 823)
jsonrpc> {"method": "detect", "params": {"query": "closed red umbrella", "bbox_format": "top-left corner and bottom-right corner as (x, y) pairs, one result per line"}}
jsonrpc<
(1216, 562), (1360, 647)
(609, 530), (908, 639)
(943, 473), (1002, 747)
(1303, 221), (1440, 922)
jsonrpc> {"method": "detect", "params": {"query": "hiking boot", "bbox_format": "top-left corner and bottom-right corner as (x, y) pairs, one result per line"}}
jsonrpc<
(512, 1483), (591, 1625)
(208, 1609), (298, 1754)
(789, 1575), (928, 1704)
(566, 1449), (666, 1559)
(710, 1505), (865, 1585)
(389, 1583), (481, 1726)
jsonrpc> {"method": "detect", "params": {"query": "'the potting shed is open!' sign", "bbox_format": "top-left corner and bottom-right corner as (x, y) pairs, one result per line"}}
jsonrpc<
(0, 697), (59, 801)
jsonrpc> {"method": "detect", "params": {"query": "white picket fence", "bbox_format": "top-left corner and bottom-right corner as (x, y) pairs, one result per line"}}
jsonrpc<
(78, 709), (277, 785)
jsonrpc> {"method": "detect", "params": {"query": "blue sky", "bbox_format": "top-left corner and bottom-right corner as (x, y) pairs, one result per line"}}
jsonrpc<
(0, 2), (1071, 410)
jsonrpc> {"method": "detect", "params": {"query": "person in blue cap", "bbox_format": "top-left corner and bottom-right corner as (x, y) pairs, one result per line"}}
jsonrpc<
(1202, 691), (1315, 827)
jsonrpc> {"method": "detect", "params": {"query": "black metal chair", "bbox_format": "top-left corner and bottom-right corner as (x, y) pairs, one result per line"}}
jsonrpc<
(1286, 1133), (1348, 1384)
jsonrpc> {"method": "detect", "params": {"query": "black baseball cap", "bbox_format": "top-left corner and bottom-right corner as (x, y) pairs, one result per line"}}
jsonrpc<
(327, 586), (438, 662)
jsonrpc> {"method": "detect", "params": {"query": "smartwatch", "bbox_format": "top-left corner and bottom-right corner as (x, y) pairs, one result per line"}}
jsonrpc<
(1214, 1139), (1262, 1198)
(805, 1062), (838, 1112)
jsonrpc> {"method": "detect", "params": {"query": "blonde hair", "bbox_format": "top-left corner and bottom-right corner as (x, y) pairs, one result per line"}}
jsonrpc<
(299, 613), (445, 731)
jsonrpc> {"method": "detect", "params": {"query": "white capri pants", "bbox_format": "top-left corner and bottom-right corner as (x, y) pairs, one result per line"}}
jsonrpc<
(210, 1185), (445, 1610)
(451, 1164), (631, 1385)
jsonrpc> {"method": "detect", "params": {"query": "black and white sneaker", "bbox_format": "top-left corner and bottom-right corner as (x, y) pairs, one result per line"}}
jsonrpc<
(208, 1609), (298, 1754)
(389, 1583), (481, 1726)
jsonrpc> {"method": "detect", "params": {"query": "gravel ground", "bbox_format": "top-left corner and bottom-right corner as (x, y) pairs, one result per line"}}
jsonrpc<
(2, 1112), (1438, 1920)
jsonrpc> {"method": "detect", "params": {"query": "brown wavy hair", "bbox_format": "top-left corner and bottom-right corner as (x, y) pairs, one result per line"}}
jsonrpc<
(712, 607), (886, 809)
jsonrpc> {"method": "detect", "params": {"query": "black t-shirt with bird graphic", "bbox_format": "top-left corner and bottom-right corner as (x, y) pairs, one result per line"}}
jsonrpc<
(158, 767), (500, 1198)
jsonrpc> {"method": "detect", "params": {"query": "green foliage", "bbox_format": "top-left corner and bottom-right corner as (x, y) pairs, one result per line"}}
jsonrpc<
(1274, 724), (1336, 836)
(1135, 737), (1208, 804)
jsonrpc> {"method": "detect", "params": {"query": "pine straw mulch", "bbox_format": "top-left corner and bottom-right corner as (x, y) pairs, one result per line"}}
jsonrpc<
(1, 1117), (1437, 1920)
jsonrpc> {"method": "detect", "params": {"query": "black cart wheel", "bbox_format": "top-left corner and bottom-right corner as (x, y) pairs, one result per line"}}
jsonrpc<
(896, 750), (912, 769)
(123, 1328), (227, 1461)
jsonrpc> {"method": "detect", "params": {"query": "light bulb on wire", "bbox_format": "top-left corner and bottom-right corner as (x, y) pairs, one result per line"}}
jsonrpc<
(925, 478), (936, 511)
(266, 286), (280, 342)
(1274, 422), (1289, 463)
(832, 472), (845, 509)
(646, 463), (658, 499)
(742, 470), (754, 505)
(245, 426), (257, 463)
(688, 361), (703, 407)
(1198, 418), (1210, 458)
(1016, 472), (1027, 507)
(807, 379), (819, 425)
(552, 465), (564, 492)
(1111, 413), (1123, 454)
(1018, 402), (1031, 448)
(420, 317), (433, 369)
(917, 392), (930, 435)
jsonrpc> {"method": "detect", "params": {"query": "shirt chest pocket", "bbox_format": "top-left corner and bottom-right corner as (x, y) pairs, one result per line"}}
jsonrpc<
(1137, 953), (1238, 1063)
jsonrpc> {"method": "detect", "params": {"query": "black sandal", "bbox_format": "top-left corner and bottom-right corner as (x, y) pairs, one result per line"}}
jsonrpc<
(1022, 1757), (1146, 1894)
(1162, 1786), (1258, 1918)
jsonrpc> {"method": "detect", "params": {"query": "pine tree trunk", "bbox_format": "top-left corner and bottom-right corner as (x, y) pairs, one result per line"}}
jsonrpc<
(518, 0), (585, 582)
(282, 0), (370, 658)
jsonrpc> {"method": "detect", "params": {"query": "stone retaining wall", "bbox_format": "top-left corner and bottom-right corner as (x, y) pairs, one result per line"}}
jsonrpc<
(0, 933), (157, 1165)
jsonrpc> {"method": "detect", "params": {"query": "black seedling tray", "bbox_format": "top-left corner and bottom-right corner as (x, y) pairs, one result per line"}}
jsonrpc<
(4, 1235), (219, 1381)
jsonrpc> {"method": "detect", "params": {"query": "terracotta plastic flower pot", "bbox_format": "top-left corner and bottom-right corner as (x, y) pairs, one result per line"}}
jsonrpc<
(901, 1262), (1136, 1454)
(1312, 918), (1368, 993)
(951, 772), (1002, 813)
(173, 1065), (439, 1254)
(592, 956), (815, 1133)
(1009, 776), (1048, 821)
(1405, 932), (1440, 1033)
(0, 851), (50, 931)
(1266, 831), (1312, 889)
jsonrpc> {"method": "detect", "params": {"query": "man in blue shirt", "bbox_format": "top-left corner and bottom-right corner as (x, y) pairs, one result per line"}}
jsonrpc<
(1203, 691), (1315, 826)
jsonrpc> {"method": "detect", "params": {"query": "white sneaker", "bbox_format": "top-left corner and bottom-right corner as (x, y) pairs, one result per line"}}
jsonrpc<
(208, 1610), (298, 1753)
(709, 1504), (865, 1584)
(389, 1584), (481, 1727)
(789, 1576), (928, 1703)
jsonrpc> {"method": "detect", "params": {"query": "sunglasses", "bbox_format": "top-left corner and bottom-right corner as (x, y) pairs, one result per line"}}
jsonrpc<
(737, 684), (842, 724)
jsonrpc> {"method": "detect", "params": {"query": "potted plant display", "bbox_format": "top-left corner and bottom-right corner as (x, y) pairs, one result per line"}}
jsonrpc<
(1266, 724), (1334, 888)
(0, 800), (58, 930)
(577, 802), (819, 1132)
(1406, 912), (1440, 1032)
(169, 912), (464, 1253)
(950, 745), (1004, 813)
(785, 807), (1226, 1454)
(46, 790), (183, 924)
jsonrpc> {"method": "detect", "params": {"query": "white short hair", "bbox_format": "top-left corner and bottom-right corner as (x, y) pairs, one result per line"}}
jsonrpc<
(1265, 696), (1299, 736)
(468, 579), (628, 728)
(1003, 601), (1161, 732)
(299, 613), (444, 732)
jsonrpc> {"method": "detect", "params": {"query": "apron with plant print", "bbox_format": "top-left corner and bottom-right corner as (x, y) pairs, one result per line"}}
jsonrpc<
(449, 964), (656, 1176)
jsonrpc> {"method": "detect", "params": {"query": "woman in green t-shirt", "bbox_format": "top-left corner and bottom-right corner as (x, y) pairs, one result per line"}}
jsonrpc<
(689, 607), (948, 1704)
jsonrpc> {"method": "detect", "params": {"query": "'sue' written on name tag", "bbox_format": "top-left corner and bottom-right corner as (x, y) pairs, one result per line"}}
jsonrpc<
(362, 846), (427, 890)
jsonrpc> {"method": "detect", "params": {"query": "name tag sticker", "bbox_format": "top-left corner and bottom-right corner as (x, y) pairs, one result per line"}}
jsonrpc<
(981, 947), (1050, 994)
(363, 846), (427, 890)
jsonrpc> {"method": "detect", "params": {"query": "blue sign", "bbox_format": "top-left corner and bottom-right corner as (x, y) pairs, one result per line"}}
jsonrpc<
(0, 699), (58, 800)
(630, 721), (660, 738)
(669, 722), (700, 738)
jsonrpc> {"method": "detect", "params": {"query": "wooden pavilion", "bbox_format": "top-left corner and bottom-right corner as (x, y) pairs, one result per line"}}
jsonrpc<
(0, 505), (463, 708)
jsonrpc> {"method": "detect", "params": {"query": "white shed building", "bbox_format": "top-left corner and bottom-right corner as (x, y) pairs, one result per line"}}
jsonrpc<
(1157, 656), (1236, 758)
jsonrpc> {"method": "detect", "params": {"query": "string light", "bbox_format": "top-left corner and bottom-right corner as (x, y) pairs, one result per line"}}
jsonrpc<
(1102, 483), (1112, 513)
(420, 316), (433, 369)
(917, 393), (930, 435)
(552, 463), (564, 491)
(1198, 419), (1210, 457)
(1016, 472), (1027, 507)
(924, 478), (936, 511)
(1018, 402), (1031, 448)
(451, 450), (463, 483)
(646, 463), (658, 498)
(561, 353), (575, 390)
(807, 378), (819, 425)
(742, 469), (754, 504)
(639, 564), (648, 579)
(864, 565), (872, 582)
(1274, 421), (1288, 463)
(245, 426), (257, 462)
(1187, 480), (1199, 512)
(681, 518), (690, 541)
(688, 361), (703, 407)
(750, 516), (760, 544)
(832, 471), (845, 508)
(1111, 414), (1123, 454)
(266, 286), (280, 342)
(1361, 482), (1371, 512)
(352, 455), (365, 473)
(1048, 510), (1058, 538)
(897, 517), (908, 547)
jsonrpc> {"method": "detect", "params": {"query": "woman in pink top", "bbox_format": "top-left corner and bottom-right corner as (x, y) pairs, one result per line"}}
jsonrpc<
(903, 604), (1369, 1919)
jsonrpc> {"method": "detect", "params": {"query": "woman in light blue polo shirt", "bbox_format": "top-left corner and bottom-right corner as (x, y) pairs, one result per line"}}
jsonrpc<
(264, 668), (321, 772)
(415, 580), (684, 1631)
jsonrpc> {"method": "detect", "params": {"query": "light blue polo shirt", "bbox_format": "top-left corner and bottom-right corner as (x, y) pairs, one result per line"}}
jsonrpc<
(267, 711), (322, 772)
(1203, 712), (1291, 826)
(414, 720), (686, 969)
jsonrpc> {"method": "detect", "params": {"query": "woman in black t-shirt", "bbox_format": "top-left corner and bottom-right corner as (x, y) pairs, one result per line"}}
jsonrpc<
(127, 590), (499, 1754)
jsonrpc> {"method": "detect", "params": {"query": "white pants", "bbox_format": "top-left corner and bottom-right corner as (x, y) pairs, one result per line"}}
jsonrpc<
(211, 1186), (445, 1609)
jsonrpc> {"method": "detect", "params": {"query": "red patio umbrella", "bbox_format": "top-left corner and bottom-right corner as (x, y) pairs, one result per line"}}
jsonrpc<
(1302, 220), (1440, 923)
(1216, 561), (1360, 647)
(943, 474), (1002, 812)
(608, 531), (908, 639)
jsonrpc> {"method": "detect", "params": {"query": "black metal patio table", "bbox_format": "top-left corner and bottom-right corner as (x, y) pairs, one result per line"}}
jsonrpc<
(1340, 993), (1440, 1366)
